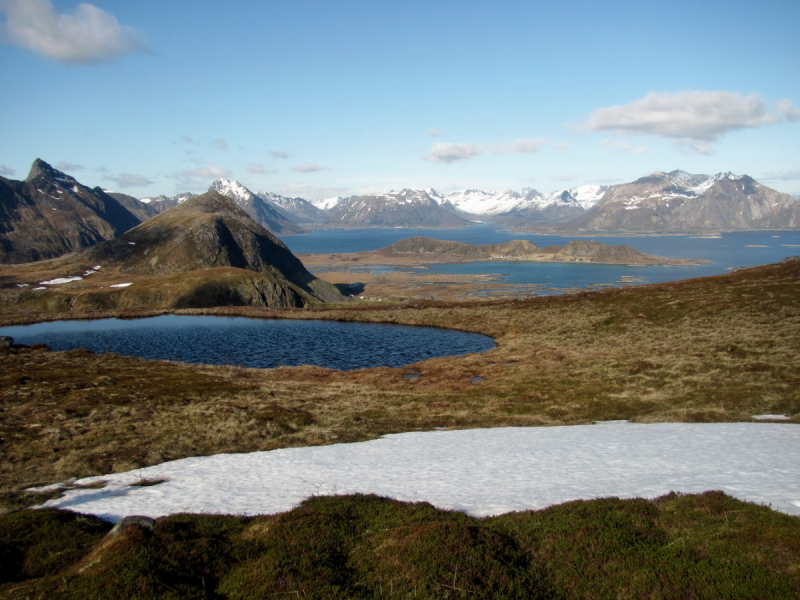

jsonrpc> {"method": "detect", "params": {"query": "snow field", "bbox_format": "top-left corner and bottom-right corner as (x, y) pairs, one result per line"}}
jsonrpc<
(33, 423), (800, 523)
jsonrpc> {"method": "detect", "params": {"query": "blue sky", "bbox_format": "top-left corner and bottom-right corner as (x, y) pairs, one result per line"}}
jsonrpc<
(1, 0), (798, 200)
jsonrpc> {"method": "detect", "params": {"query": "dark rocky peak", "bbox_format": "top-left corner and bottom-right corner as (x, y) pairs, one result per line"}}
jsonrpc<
(26, 158), (72, 183)
(553, 190), (578, 203)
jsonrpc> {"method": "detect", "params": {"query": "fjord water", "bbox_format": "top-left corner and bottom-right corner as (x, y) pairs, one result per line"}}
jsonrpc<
(0, 315), (494, 370)
(285, 228), (800, 293)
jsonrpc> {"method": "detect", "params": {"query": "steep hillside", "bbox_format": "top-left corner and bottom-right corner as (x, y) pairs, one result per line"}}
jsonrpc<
(0, 159), (141, 263)
(105, 191), (159, 222)
(81, 191), (341, 302)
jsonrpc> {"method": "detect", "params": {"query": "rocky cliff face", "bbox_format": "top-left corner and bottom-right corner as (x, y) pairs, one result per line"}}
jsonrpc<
(0, 159), (141, 263)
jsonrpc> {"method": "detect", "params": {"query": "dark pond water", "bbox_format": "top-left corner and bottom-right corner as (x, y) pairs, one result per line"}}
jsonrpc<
(0, 315), (495, 371)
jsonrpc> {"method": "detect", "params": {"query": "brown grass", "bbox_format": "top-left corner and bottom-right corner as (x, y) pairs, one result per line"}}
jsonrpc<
(1, 259), (798, 513)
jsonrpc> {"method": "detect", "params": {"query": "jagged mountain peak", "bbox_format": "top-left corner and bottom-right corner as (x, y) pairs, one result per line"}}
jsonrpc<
(2, 159), (141, 263)
(25, 158), (72, 183)
(209, 178), (255, 204)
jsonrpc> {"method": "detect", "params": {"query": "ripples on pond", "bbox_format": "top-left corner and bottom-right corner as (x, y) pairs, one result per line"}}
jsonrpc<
(0, 315), (495, 371)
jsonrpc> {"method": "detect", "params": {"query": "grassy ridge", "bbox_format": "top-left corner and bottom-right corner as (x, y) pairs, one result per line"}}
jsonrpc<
(1, 492), (798, 599)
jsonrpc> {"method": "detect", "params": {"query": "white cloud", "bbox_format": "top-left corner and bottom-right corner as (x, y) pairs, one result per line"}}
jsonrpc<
(0, 0), (148, 64)
(291, 163), (327, 173)
(106, 173), (153, 188)
(269, 150), (289, 159)
(182, 165), (232, 179)
(601, 139), (648, 155)
(760, 170), (800, 182)
(282, 182), (351, 202)
(245, 164), (265, 174)
(776, 99), (800, 122)
(0, 164), (15, 176)
(170, 165), (232, 190)
(426, 138), (545, 163)
(494, 138), (545, 154)
(179, 135), (197, 145)
(56, 160), (83, 171)
(427, 129), (443, 137)
(426, 142), (483, 164)
(552, 173), (578, 182)
(210, 138), (228, 151)
(583, 91), (798, 153)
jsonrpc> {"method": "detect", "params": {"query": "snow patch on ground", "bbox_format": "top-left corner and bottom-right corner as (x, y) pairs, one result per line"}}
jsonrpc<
(31, 423), (800, 523)
(109, 283), (133, 288)
(753, 414), (790, 421)
(39, 276), (82, 285)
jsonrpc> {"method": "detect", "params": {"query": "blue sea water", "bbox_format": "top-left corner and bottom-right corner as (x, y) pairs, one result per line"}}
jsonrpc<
(0, 315), (495, 371)
(283, 227), (800, 293)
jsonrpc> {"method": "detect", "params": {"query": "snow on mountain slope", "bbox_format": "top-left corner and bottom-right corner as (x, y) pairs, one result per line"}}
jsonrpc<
(255, 190), (327, 224)
(210, 179), (255, 204)
(140, 192), (196, 206)
(209, 179), (305, 234)
(567, 184), (608, 208)
(328, 189), (471, 227)
(313, 196), (348, 210)
(443, 189), (528, 215)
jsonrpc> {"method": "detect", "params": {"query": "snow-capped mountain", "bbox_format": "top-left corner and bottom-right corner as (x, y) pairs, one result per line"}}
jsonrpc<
(255, 190), (327, 224)
(139, 192), (197, 213)
(312, 196), (349, 211)
(567, 170), (800, 232)
(327, 188), (472, 228)
(134, 169), (798, 233)
(209, 179), (305, 235)
(567, 184), (608, 208)
(442, 185), (607, 217)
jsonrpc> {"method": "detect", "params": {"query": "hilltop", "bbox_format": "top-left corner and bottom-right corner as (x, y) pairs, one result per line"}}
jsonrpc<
(0, 191), (343, 311)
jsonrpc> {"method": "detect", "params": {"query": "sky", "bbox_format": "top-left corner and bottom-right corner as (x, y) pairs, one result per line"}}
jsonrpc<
(1, 0), (799, 201)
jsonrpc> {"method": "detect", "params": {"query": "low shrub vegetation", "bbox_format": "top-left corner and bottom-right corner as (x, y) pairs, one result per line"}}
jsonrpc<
(0, 492), (797, 599)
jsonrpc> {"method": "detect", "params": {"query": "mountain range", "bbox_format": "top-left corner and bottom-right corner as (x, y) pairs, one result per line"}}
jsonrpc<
(2, 160), (799, 266)
(202, 170), (800, 233)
